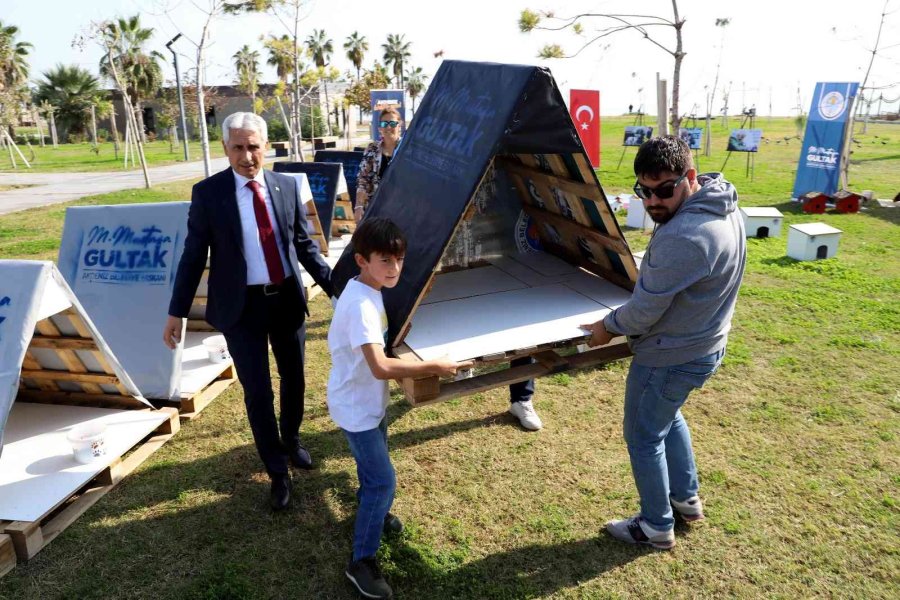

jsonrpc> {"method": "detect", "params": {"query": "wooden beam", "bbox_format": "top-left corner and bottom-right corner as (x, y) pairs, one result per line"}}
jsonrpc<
(29, 336), (98, 351)
(15, 389), (142, 408)
(34, 319), (104, 395)
(498, 157), (602, 202)
(523, 204), (629, 256)
(19, 370), (119, 385)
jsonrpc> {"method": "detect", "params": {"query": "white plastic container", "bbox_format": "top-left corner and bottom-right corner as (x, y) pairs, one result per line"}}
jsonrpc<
(67, 422), (107, 464)
(202, 335), (230, 363)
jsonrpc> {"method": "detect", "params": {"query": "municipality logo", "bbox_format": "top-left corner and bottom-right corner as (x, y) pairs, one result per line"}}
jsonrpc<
(819, 91), (847, 120)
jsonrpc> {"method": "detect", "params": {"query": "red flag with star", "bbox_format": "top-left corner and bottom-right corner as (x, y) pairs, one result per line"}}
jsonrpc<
(569, 89), (600, 167)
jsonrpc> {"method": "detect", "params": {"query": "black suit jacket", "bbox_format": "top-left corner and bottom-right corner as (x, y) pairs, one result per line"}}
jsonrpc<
(169, 167), (333, 332)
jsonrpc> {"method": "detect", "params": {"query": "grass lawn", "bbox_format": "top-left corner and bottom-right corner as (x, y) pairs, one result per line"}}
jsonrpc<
(0, 140), (225, 173)
(0, 117), (897, 599)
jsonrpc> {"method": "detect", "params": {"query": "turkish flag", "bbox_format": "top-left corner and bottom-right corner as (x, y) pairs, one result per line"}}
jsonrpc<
(570, 89), (600, 167)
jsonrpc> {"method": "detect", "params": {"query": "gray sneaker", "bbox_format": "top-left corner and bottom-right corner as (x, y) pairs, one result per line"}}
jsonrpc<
(346, 556), (393, 599)
(671, 495), (704, 522)
(605, 515), (675, 550)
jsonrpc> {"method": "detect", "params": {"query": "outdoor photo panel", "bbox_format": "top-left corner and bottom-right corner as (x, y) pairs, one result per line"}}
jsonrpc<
(623, 126), (653, 147)
(679, 127), (703, 150)
(331, 60), (637, 348)
(727, 129), (762, 152)
(272, 161), (340, 241)
(314, 150), (364, 207)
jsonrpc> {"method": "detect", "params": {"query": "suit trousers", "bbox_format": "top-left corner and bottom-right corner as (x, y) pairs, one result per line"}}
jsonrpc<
(223, 279), (307, 477)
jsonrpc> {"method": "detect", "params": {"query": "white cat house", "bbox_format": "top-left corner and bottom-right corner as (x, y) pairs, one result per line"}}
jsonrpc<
(740, 207), (783, 238)
(787, 223), (842, 261)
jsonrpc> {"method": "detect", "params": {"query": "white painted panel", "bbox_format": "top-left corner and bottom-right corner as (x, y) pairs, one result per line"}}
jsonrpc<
(404, 284), (610, 362)
(0, 403), (168, 522)
(283, 173), (314, 203)
(180, 332), (233, 395)
(561, 271), (633, 309)
(508, 251), (579, 277)
(35, 274), (71, 322)
(421, 266), (528, 305)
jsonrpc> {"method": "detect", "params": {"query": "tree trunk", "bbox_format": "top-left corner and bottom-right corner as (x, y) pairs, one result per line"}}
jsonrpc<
(323, 80), (332, 135)
(49, 110), (59, 148)
(33, 108), (45, 147)
(135, 99), (147, 143)
(109, 101), (120, 160)
(197, 24), (212, 177)
(90, 105), (98, 148)
(670, 0), (684, 131)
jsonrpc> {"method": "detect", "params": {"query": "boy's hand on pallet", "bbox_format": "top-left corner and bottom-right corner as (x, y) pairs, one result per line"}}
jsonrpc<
(433, 357), (474, 378)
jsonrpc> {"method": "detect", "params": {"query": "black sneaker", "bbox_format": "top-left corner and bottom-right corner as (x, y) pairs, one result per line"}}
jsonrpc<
(346, 556), (393, 599)
(383, 512), (403, 534)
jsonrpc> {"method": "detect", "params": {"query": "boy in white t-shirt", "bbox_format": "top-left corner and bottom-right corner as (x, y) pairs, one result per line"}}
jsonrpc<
(328, 218), (470, 600)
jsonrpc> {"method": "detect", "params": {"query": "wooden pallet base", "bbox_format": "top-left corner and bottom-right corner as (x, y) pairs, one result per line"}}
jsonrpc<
(174, 363), (237, 420)
(0, 534), (15, 578)
(398, 341), (632, 406)
(0, 407), (180, 564)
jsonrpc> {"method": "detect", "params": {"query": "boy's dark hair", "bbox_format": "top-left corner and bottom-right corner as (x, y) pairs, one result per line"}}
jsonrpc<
(352, 217), (407, 259)
(634, 135), (693, 178)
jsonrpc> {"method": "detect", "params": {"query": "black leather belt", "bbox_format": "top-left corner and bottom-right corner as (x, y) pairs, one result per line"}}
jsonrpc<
(249, 276), (294, 296)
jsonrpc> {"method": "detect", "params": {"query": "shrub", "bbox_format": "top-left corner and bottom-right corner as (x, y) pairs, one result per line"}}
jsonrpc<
(268, 119), (288, 141)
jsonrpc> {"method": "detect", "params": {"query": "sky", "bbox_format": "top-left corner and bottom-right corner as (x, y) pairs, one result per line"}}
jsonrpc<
(5, 0), (899, 117)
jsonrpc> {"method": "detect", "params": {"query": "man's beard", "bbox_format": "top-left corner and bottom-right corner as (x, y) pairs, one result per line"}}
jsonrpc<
(646, 206), (674, 224)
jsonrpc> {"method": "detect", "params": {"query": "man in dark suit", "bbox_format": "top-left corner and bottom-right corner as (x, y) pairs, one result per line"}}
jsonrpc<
(163, 112), (332, 511)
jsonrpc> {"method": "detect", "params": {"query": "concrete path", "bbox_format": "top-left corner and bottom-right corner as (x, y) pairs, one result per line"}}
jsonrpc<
(0, 133), (373, 216)
(0, 154), (236, 216)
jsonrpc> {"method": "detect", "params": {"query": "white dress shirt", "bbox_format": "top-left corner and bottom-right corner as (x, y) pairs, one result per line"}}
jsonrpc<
(232, 169), (292, 285)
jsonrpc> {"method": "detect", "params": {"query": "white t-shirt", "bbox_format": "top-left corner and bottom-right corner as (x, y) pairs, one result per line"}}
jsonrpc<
(327, 278), (390, 432)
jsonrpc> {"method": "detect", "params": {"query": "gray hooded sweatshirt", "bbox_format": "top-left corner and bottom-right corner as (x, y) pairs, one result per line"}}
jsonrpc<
(603, 172), (746, 367)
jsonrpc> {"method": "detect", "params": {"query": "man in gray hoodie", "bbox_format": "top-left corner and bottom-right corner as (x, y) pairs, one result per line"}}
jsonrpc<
(582, 135), (746, 550)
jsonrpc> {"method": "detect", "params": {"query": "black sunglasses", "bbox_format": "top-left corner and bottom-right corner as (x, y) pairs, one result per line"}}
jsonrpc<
(379, 120), (400, 128)
(633, 173), (688, 200)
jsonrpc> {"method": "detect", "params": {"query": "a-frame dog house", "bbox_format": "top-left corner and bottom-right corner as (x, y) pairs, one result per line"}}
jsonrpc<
(273, 161), (355, 240)
(0, 261), (178, 565)
(333, 61), (638, 405)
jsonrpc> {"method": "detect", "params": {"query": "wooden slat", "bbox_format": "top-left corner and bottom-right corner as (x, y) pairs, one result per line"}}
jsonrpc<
(0, 533), (15, 578)
(14, 390), (149, 410)
(21, 351), (58, 391)
(523, 204), (629, 257)
(570, 153), (640, 282)
(29, 336), (98, 351)
(19, 370), (119, 385)
(56, 312), (130, 394)
(499, 158), (603, 203)
(406, 341), (632, 407)
(34, 319), (103, 395)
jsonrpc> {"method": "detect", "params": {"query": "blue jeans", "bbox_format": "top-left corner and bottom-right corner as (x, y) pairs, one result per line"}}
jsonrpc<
(343, 417), (396, 561)
(623, 349), (724, 532)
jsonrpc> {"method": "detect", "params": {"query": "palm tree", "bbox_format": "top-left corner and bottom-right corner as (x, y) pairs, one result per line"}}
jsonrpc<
(382, 33), (411, 89)
(233, 44), (260, 113)
(99, 15), (163, 141)
(0, 21), (31, 91)
(344, 32), (368, 82)
(405, 67), (428, 114)
(33, 64), (102, 141)
(305, 29), (334, 134)
(265, 34), (296, 85)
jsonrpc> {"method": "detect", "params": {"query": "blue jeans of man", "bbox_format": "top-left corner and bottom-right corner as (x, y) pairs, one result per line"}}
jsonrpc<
(343, 417), (395, 561)
(624, 349), (724, 532)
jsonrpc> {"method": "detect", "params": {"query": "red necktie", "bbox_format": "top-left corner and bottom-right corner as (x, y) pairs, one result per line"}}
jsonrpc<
(246, 180), (285, 285)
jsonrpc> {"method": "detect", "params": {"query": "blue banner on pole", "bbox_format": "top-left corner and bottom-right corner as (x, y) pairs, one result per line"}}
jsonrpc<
(370, 89), (406, 141)
(792, 82), (859, 198)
